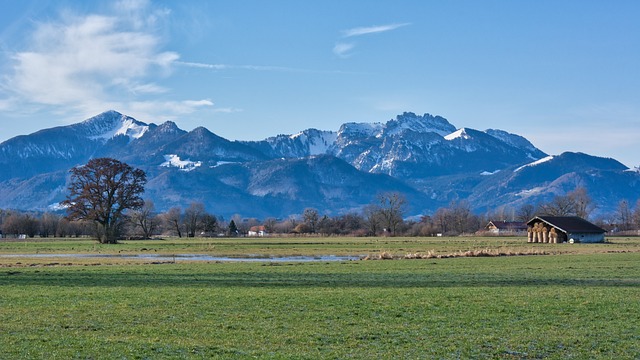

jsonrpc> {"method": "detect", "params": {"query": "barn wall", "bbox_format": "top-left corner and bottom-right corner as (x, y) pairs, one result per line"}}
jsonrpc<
(566, 232), (605, 243)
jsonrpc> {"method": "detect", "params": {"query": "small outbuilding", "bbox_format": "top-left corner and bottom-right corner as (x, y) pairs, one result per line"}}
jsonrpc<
(485, 220), (528, 235)
(248, 225), (268, 237)
(526, 216), (606, 243)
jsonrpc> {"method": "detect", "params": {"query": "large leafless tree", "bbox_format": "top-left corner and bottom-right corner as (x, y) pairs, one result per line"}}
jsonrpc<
(538, 187), (594, 219)
(376, 192), (407, 236)
(62, 158), (146, 244)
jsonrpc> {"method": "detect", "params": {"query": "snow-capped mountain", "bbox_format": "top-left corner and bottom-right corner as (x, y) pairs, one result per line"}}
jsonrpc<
(243, 112), (548, 178)
(0, 110), (151, 182)
(241, 128), (337, 159)
(77, 110), (149, 140)
(0, 110), (637, 218)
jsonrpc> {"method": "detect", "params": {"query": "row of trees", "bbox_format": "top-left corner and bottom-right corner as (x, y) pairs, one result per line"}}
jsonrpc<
(3, 158), (640, 242)
(5, 191), (640, 239)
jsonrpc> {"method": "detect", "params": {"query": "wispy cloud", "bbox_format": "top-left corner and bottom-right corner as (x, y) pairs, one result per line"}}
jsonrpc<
(0, 97), (15, 111)
(128, 99), (214, 116)
(176, 61), (353, 74)
(1, 1), (213, 122)
(334, 22), (410, 58)
(333, 43), (355, 58)
(342, 23), (411, 38)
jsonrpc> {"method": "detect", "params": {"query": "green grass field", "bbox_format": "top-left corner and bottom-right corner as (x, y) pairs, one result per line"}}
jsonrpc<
(1, 237), (639, 359)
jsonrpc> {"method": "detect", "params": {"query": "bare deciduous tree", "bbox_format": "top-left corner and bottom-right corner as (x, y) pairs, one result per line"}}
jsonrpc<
(538, 195), (576, 216)
(184, 202), (206, 237)
(633, 199), (640, 230)
(363, 204), (383, 236)
(433, 207), (451, 235)
(162, 207), (183, 238)
(2, 212), (38, 237)
(376, 192), (407, 236)
(516, 204), (537, 222)
(567, 187), (594, 219)
(263, 217), (277, 233)
(62, 158), (146, 244)
(303, 208), (320, 233)
(40, 212), (61, 238)
(617, 200), (632, 231)
(130, 199), (157, 239)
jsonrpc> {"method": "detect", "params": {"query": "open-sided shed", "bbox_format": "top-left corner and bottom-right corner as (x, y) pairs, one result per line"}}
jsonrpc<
(526, 216), (605, 243)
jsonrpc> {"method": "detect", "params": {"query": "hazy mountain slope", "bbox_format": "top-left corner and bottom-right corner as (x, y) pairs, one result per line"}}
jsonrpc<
(465, 152), (632, 215)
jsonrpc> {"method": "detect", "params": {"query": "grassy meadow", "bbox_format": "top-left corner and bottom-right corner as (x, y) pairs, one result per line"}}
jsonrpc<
(0, 236), (639, 359)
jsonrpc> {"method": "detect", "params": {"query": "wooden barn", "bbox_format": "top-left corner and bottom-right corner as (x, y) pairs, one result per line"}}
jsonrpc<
(526, 216), (606, 243)
(485, 220), (528, 235)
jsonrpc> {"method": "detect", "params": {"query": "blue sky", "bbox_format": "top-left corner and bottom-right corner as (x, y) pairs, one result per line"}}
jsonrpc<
(0, 0), (638, 167)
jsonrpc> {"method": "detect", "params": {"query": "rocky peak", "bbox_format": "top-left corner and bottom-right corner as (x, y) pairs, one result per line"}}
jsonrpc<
(383, 112), (457, 137)
(76, 110), (149, 140)
(156, 121), (183, 134)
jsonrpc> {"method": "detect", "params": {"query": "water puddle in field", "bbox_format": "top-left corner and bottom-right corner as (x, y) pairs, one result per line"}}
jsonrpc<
(0, 254), (361, 262)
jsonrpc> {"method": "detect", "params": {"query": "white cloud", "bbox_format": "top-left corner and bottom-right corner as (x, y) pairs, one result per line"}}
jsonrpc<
(333, 43), (355, 58)
(7, 12), (176, 106)
(341, 23), (411, 38)
(0, 1), (214, 124)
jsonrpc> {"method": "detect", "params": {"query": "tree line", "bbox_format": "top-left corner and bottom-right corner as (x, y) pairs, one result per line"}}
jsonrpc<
(3, 189), (640, 240)
(2, 158), (640, 242)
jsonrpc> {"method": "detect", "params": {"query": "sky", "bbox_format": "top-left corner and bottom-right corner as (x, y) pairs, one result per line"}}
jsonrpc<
(0, 0), (638, 167)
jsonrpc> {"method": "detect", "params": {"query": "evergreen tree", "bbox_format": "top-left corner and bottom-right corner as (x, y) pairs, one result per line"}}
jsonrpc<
(228, 220), (238, 236)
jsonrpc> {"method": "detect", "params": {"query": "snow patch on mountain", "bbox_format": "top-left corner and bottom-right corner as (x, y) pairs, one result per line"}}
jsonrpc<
(82, 110), (149, 141)
(516, 186), (547, 197)
(444, 128), (471, 141)
(48, 202), (69, 211)
(212, 161), (238, 168)
(480, 170), (500, 176)
(160, 154), (202, 171)
(514, 155), (555, 172)
(290, 130), (337, 155)
(90, 118), (149, 140)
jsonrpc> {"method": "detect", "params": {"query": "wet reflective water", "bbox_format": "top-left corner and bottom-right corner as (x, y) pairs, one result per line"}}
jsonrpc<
(0, 253), (361, 262)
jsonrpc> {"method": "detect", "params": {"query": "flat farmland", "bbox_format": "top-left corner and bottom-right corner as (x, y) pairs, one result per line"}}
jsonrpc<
(0, 237), (638, 359)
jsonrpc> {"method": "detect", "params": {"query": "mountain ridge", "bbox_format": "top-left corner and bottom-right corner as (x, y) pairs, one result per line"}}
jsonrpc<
(0, 110), (636, 218)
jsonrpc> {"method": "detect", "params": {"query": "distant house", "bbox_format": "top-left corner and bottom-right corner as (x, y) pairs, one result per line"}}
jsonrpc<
(526, 216), (606, 243)
(485, 220), (528, 235)
(248, 225), (268, 237)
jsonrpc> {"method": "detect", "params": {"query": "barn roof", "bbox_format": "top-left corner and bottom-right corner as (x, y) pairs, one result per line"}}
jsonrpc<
(527, 216), (605, 234)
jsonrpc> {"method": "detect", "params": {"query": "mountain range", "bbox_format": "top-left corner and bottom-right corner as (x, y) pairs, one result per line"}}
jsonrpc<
(0, 110), (637, 219)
